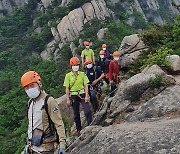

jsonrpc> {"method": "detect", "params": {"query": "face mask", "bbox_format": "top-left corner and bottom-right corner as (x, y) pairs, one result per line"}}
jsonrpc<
(86, 64), (93, 69)
(103, 48), (106, 51)
(86, 46), (90, 49)
(72, 65), (79, 72)
(25, 87), (40, 99)
(100, 55), (105, 59)
(114, 57), (119, 61)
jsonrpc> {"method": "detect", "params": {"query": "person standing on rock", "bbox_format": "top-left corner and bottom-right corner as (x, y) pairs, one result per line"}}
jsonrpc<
(81, 41), (95, 67)
(21, 71), (66, 154)
(63, 57), (92, 135)
(109, 51), (121, 97)
(96, 50), (110, 85)
(101, 43), (112, 60)
(85, 58), (105, 112)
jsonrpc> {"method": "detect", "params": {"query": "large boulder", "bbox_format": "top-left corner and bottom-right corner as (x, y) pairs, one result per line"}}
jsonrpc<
(126, 85), (180, 122)
(56, 0), (111, 45)
(119, 34), (146, 54)
(76, 117), (180, 154)
(110, 65), (166, 117)
(118, 34), (147, 68)
(97, 28), (108, 41)
(168, 55), (180, 72)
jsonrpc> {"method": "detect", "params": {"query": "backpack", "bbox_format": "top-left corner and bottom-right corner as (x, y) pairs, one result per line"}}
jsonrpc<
(28, 95), (59, 143)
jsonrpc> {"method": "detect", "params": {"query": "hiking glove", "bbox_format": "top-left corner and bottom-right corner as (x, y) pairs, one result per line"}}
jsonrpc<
(58, 148), (65, 154)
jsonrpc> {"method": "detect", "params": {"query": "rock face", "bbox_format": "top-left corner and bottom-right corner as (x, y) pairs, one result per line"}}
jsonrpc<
(42, 0), (111, 60)
(97, 28), (108, 41)
(56, 0), (111, 46)
(0, 0), (28, 15)
(75, 117), (180, 154)
(41, 0), (54, 8)
(118, 34), (147, 68)
(56, 95), (74, 126)
(61, 0), (71, 6)
(110, 65), (166, 117)
(126, 85), (180, 122)
(109, 0), (180, 24)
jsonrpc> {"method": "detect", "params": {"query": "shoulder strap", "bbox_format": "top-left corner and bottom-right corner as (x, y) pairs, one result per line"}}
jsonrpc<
(28, 99), (33, 109)
(44, 95), (55, 135)
(69, 74), (78, 90)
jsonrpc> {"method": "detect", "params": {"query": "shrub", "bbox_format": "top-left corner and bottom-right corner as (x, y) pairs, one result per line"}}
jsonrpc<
(144, 47), (172, 69)
(148, 74), (163, 88)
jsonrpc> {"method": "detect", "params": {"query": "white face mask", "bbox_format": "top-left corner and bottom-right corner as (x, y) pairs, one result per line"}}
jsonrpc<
(25, 87), (40, 99)
(103, 48), (106, 51)
(86, 64), (93, 69)
(114, 57), (119, 61)
(86, 46), (90, 49)
(72, 65), (79, 72)
(100, 55), (105, 59)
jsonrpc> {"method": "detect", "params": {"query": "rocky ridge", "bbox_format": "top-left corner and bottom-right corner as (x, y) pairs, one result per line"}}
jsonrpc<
(63, 33), (180, 153)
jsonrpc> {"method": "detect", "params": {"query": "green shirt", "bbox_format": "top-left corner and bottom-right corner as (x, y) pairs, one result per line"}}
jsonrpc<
(81, 49), (94, 59)
(63, 71), (89, 95)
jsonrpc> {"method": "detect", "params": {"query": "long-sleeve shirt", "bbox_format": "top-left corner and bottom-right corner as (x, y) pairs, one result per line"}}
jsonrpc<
(28, 91), (66, 152)
(109, 60), (120, 81)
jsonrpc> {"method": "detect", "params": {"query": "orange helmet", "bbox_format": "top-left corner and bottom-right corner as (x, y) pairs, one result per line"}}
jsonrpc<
(85, 58), (93, 64)
(70, 57), (80, 66)
(99, 50), (105, 55)
(21, 71), (41, 88)
(84, 41), (89, 46)
(113, 51), (120, 57)
(102, 44), (107, 48)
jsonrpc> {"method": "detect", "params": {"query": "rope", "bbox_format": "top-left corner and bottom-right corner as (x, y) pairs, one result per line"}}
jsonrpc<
(65, 88), (117, 152)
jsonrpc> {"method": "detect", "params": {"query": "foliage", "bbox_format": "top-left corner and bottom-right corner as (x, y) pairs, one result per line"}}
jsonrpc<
(140, 21), (180, 55)
(0, 1), (72, 153)
(133, 11), (149, 30)
(144, 47), (172, 68)
(148, 74), (163, 88)
(128, 16), (180, 76)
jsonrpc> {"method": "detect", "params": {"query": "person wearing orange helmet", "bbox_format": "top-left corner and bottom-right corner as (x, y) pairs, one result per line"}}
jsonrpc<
(81, 41), (95, 67)
(63, 57), (92, 134)
(85, 58), (105, 112)
(21, 71), (66, 154)
(109, 51), (121, 97)
(96, 50), (110, 84)
(102, 43), (112, 60)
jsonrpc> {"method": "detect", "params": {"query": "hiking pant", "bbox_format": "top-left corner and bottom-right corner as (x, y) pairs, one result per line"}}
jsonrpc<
(110, 82), (117, 97)
(71, 94), (92, 131)
(89, 89), (99, 112)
